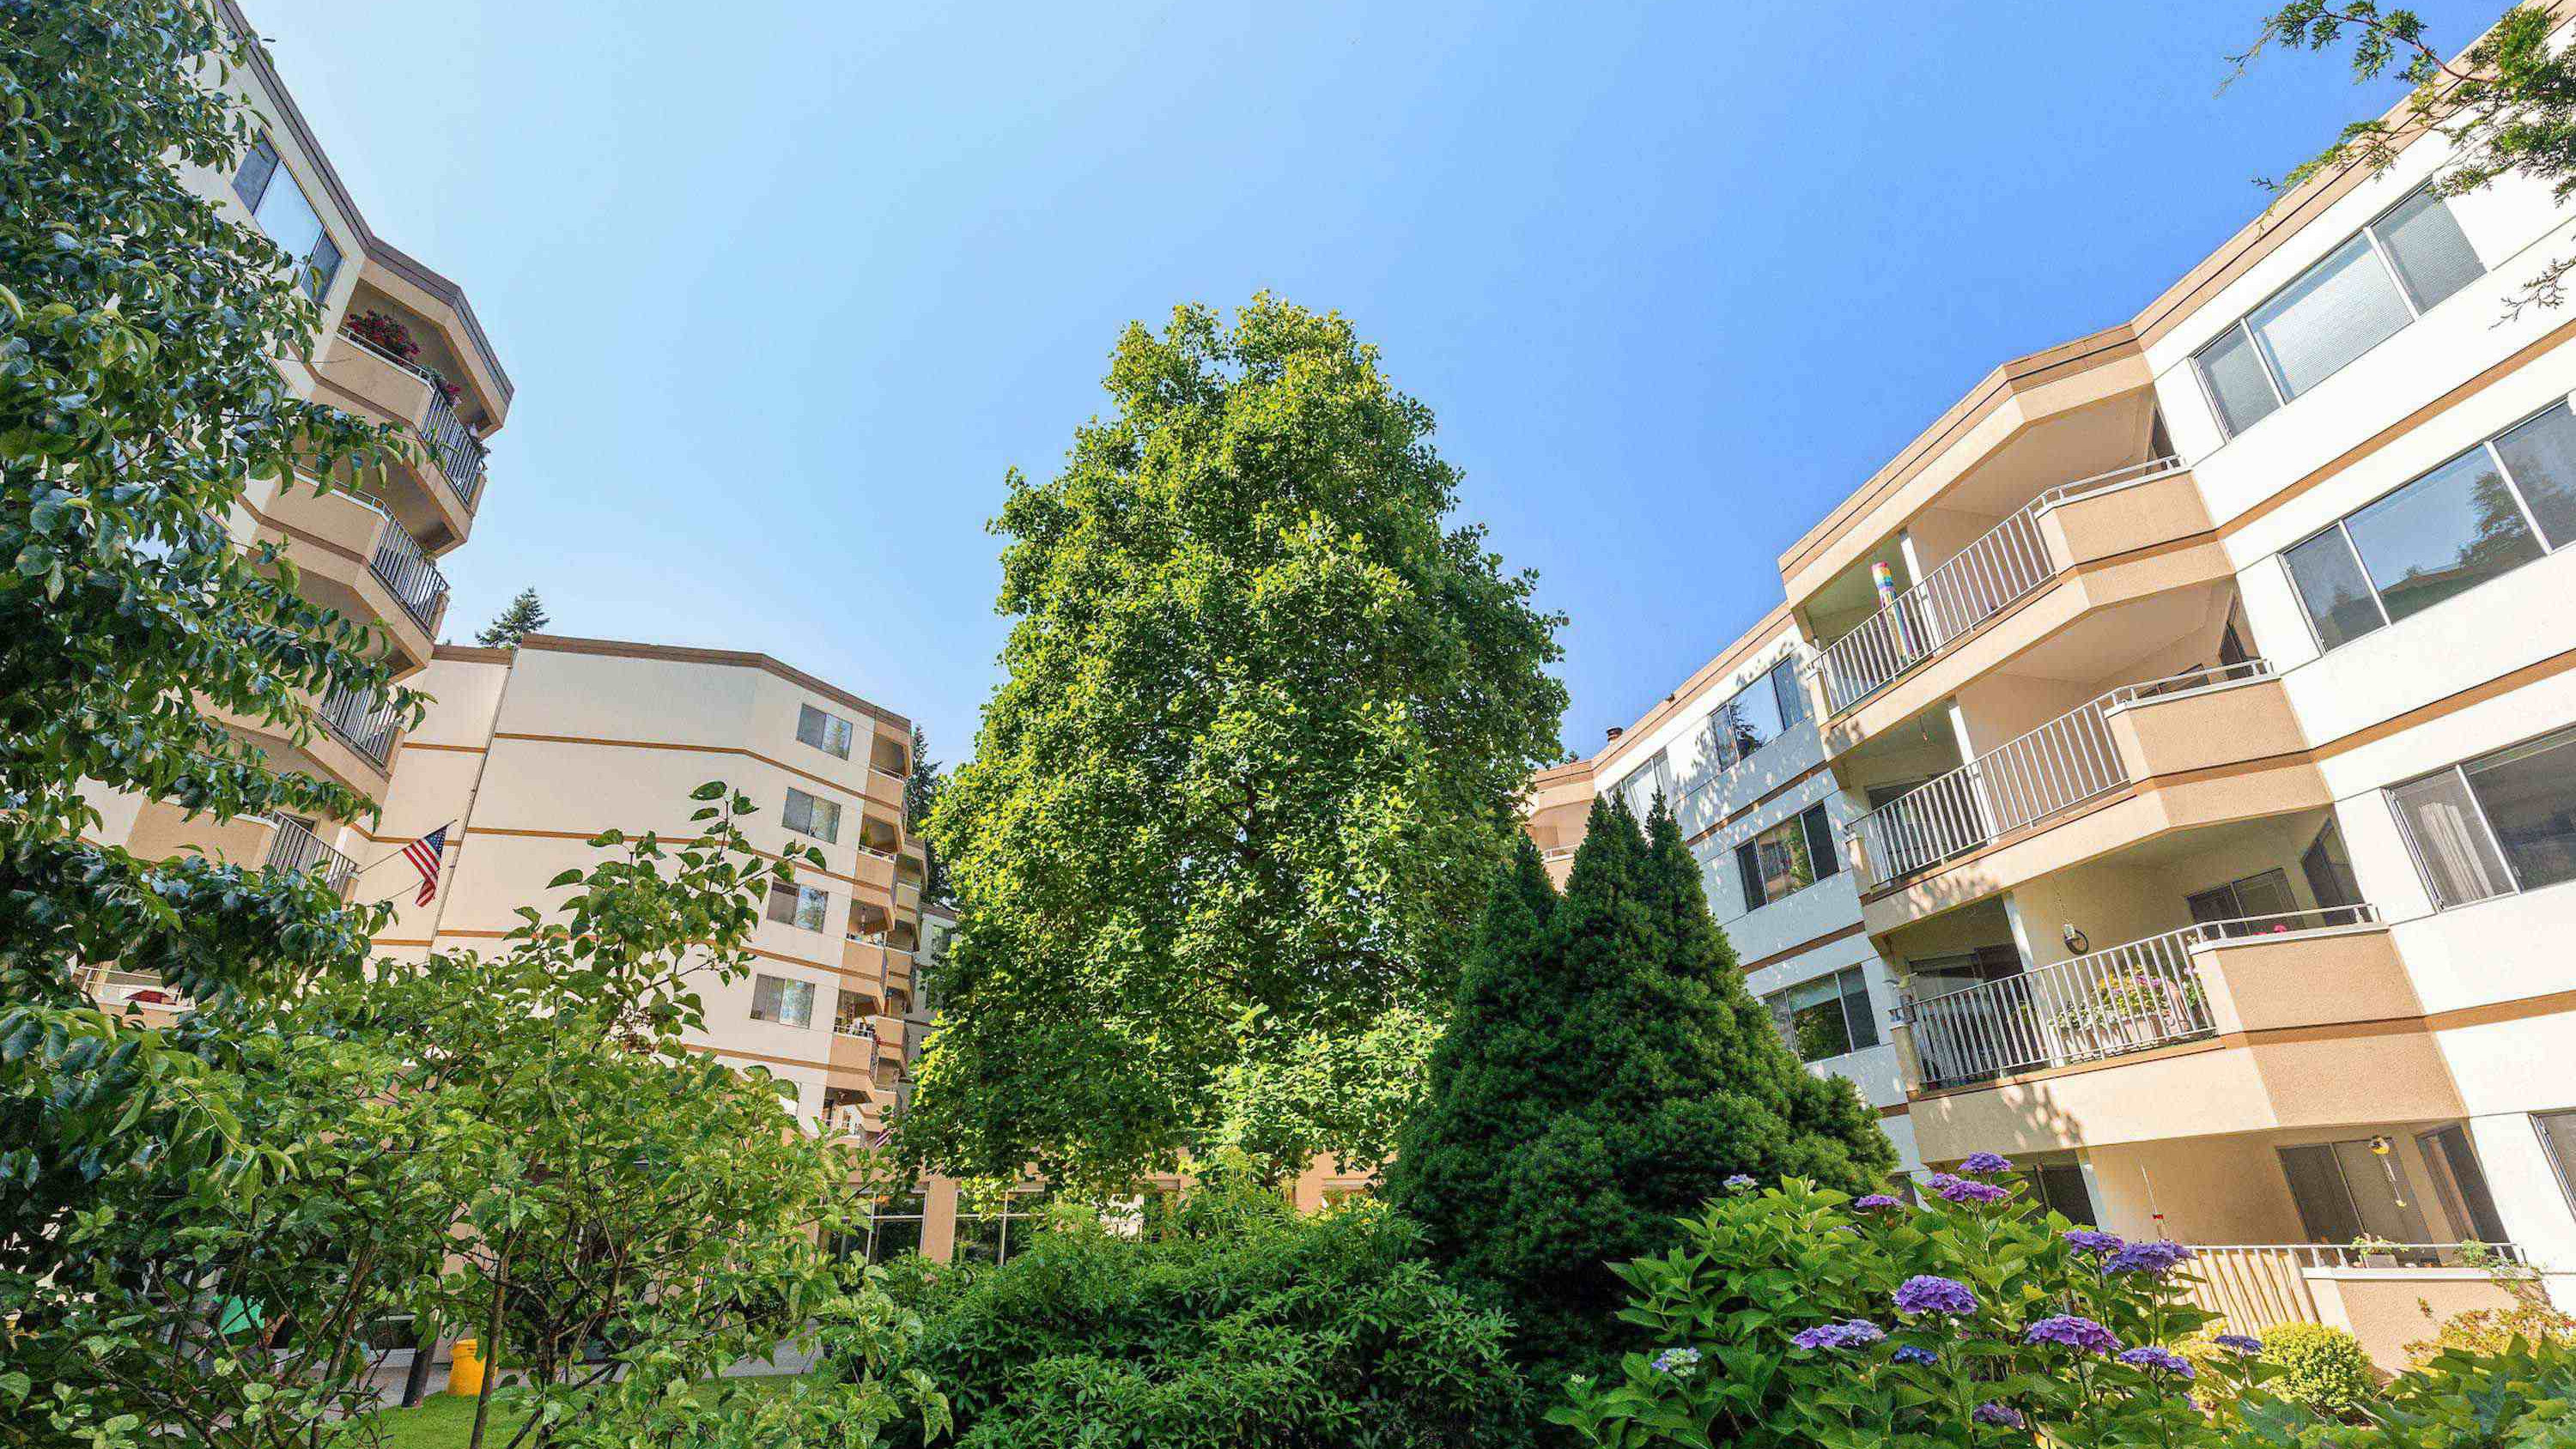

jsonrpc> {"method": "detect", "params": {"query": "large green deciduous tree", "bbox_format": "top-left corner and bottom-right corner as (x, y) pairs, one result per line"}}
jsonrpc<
(1387, 796), (1896, 1391)
(903, 295), (1568, 1190)
(2237, 3), (2576, 309)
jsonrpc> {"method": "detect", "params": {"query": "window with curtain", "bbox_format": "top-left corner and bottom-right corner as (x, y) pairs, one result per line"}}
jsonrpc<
(750, 973), (816, 1028)
(2194, 187), (2482, 437)
(797, 703), (855, 759)
(1734, 803), (1838, 910)
(2390, 723), (2576, 908)
(783, 786), (842, 843)
(1765, 966), (1879, 1062)
(2281, 403), (2576, 652)
(229, 134), (342, 300)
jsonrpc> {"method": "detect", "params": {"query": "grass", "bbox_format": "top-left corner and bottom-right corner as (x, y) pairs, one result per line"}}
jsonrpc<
(340, 1372), (823, 1449)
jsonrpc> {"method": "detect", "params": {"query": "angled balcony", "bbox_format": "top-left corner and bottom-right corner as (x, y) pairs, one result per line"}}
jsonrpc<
(312, 325), (491, 549)
(1806, 458), (2226, 751)
(252, 479), (447, 668)
(1844, 662), (2328, 929)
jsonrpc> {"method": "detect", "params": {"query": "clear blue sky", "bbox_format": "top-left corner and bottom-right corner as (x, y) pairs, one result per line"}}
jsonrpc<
(247, 0), (2493, 766)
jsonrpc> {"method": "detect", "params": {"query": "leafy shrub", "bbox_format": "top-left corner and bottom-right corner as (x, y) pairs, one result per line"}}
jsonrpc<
(2403, 1245), (2576, 1368)
(2261, 1323), (2377, 1419)
(883, 1172), (1529, 1447)
(2232, 1334), (2576, 1447)
(1550, 1167), (2270, 1447)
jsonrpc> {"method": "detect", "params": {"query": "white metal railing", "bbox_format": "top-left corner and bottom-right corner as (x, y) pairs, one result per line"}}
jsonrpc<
(1810, 457), (2183, 713)
(318, 685), (401, 767)
(260, 816), (355, 896)
(1846, 660), (2276, 890)
(337, 327), (488, 507)
(1902, 906), (2377, 1089)
(366, 518), (447, 629)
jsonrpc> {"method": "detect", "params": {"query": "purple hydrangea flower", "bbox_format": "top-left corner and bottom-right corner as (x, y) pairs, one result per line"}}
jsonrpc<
(1893, 1275), (1980, 1317)
(2102, 1240), (2194, 1276)
(2119, 1346), (2196, 1380)
(1854, 1193), (1904, 1211)
(2024, 1315), (2121, 1354)
(1723, 1173), (1757, 1191)
(1789, 1319), (1887, 1350)
(1959, 1151), (2015, 1176)
(1892, 1344), (1940, 1366)
(2061, 1228), (2126, 1255)
(2213, 1334), (2263, 1355)
(1972, 1403), (2026, 1428)
(1929, 1173), (2011, 1206)
(1649, 1347), (1702, 1376)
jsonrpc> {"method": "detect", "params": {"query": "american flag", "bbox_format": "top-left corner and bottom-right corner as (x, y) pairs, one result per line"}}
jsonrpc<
(403, 825), (449, 906)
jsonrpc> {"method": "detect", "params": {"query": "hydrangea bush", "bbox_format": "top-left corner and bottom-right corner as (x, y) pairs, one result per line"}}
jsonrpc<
(1550, 1161), (2275, 1447)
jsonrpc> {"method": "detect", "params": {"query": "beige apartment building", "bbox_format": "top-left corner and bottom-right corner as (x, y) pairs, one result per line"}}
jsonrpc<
(78, 0), (513, 989)
(368, 636), (933, 1142)
(1546, 11), (2576, 1364)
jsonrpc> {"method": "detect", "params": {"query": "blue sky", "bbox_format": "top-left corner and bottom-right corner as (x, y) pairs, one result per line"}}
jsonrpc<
(249, 0), (2489, 767)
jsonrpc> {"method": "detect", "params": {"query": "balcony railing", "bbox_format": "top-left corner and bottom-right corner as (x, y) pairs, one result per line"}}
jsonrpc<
(1811, 457), (2183, 713)
(1902, 906), (2379, 1090)
(1846, 660), (2274, 890)
(2186, 1241), (2526, 1338)
(261, 815), (356, 895)
(319, 685), (401, 767)
(366, 518), (448, 629)
(337, 327), (488, 508)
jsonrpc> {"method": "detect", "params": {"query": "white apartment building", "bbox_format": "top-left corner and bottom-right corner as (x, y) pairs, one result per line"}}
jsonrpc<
(1541, 11), (2576, 1366)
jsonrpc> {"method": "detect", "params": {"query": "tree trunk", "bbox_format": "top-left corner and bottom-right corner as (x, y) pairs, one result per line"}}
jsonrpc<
(467, 1245), (509, 1449)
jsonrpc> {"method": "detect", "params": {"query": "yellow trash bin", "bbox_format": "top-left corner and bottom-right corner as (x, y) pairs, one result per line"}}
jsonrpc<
(446, 1337), (484, 1397)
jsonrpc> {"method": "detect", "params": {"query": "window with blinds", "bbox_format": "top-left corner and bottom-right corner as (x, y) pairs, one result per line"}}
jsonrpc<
(2194, 186), (2482, 438)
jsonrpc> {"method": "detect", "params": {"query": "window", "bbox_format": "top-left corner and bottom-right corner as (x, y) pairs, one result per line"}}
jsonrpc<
(750, 973), (815, 1028)
(2391, 724), (2576, 907)
(2300, 820), (2364, 912)
(782, 786), (842, 843)
(2416, 1125), (2509, 1243)
(2023, 1162), (2099, 1228)
(2184, 867), (2298, 934)
(1610, 749), (1672, 819)
(797, 704), (855, 759)
(2537, 1110), (2576, 1216)
(766, 881), (829, 932)
(229, 135), (342, 300)
(2194, 187), (2482, 437)
(1706, 658), (1807, 773)
(954, 1190), (1051, 1266)
(2282, 403), (2576, 652)
(1765, 966), (1879, 1062)
(1734, 803), (1839, 910)
(832, 1193), (926, 1265)
(2278, 1140), (2430, 1246)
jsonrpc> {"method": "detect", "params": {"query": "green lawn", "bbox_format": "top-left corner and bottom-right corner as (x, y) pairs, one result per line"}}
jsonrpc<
(341, 1372), (822, 1449)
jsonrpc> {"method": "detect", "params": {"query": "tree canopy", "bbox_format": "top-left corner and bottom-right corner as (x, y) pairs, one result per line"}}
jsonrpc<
(902, 295), (1567, 1189)
(476, 586), (550, 648)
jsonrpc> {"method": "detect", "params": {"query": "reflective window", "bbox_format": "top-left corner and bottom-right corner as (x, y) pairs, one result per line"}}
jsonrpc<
(2194, 188), (2482, 437)
(228, 133), (341, 300)
(783, 786), (842, 843)
(750, 973), (816, 1028)
(1707, 658), (1806, 772)
(1611, 749), (1672, 819)
(797, 704), (855, 759)
(2284, 403), (2576, 652)
(1766, 966), (1879, 1063)
(766, 882), (830, 932)
(2391, 761), (2518, 908)
(1734, 804), (1837, 910)
(2464, 726), (2576, 894)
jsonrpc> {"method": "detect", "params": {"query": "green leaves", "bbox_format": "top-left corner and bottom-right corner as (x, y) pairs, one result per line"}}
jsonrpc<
(902, 294), (1567, 1192)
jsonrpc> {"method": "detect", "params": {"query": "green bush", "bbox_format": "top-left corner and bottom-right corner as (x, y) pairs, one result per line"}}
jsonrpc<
(2262, 1323), (2377, 1419)
(883, 1172), (1530, 1448)
(2231, 1333), (2576, 1447)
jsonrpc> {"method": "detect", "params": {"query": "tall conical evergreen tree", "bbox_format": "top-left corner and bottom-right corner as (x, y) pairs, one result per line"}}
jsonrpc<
(1392, 791), (1895, 1390)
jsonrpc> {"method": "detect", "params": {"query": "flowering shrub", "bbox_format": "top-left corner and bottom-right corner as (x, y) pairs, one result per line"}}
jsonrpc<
(347, 308), (420, 361)
(1549, 1163), (2274, 1447)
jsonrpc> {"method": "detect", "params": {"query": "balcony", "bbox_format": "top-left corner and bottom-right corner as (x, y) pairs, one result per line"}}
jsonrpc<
(1844, 662), (2328, 925)
(1806, 460), (2227, 750)
(366, 518), (449, 634)
(1904, 908), (2463, 1161)
(250, 481), (446, 666)
(313, 328), (490, 544)
(260, 815), (356, 896)
(2186, 1243), (2551, 1372)
(319, 685), (402, 770)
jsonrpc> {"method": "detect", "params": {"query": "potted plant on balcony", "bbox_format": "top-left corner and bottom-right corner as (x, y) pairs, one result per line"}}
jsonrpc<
(346, 308), (420, 362)
(2050, 971), (2207, 1059)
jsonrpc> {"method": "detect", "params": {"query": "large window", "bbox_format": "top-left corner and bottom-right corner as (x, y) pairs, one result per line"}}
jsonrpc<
(750, 973), (816, 1028)
(2283, 403), (2576, 652)
(2195, 187), (2482, 438)
(797, 703), (855, 759)
(766, 881), (830, 932)
(2390, 723), (2576, 908)
(1734, 803), (1840, 910)
(229, 134), (342, 300)
(953, 1190), (1051, 1266)
(783, 786), (842, 844)
(2184, 867), (2298, 935)
(1765, 966), (1879, 1062)
(1610, 749), (1673, 819)
(832, 1192), (926, 1265)
(2279, 1139), (2431, 1246)
(1706, 658), (1809, 773)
